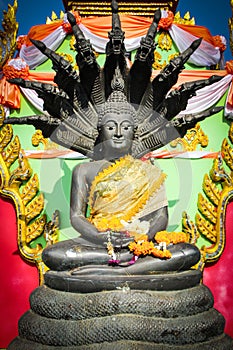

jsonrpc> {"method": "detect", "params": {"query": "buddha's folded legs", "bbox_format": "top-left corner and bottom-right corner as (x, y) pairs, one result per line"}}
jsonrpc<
(71, 243), (200, 275)
(42, 237), (133, 271)
(42, 239), (200, 275)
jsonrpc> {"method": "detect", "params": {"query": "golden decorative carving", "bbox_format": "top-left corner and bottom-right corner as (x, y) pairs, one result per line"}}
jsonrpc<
(152, 51), (167, 70)
(0, 107), (59, 283)
(157, 32), (172, 51)
(174, 11), (195, 25)
(58, 52), (74, 63)
(183, 124), (233, 269)
(153, 51), (178, 70)
(228, 119), (233, 144)
(0, 0), (18, 70)
(46, 10), (65, 24)
(182, 212), (199, 245)
(32, 130), (58, 150)
(64, 1), (179, 16)
(170, 123), (209, 151)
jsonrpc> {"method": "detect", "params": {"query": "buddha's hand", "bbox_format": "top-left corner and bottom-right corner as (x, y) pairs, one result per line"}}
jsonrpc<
(100, 231), (134, 248)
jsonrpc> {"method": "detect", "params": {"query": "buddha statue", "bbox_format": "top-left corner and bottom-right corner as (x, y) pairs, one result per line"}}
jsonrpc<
(6, 4), (233, 350)
(40, 69), (201, 275)
(5, 1), (223, 277)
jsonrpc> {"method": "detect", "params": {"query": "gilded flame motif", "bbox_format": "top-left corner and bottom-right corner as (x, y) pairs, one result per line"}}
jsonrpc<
(183, 122), (233, 270)
(0, 0), (18, 70)
(46, 10), (66, 24)
(170, 123), (209, 151)
(174, 11), (195, 26)
(32, 130), (58, 150)
(0, 106), (59, 283)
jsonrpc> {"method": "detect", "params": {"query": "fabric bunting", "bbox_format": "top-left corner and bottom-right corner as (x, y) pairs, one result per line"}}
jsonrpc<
(22, 148), (221, 160)
(18, 11), (223, 69)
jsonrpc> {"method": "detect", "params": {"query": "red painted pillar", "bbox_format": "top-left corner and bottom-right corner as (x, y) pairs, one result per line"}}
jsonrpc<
(0, 196), (39, 348)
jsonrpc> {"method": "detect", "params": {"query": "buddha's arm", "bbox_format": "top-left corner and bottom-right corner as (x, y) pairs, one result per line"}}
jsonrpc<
(141, 206), (169, 241)
(70, 164), (107, 245)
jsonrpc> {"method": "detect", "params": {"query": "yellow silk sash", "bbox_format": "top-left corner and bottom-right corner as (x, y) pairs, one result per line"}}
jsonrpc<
(88, 155), (166, 231)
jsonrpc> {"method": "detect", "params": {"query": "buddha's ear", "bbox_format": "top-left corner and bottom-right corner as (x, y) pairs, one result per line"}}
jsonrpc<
(133, 126), (139, 139)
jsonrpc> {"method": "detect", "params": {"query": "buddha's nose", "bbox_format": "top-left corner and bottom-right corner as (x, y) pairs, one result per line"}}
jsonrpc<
(115, 125), (123, 138)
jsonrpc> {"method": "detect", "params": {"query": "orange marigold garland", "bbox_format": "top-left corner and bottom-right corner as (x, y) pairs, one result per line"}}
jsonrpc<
(16, 35), (27, 50)
(212, 35), (226, 53)
(128, 233), (170, 258)
(3, 58), (29, 80)
(158, 11), (174, 31)
(225, 60), (233, 74)
(128, 230), (189, 259)
(155, 230), (189, 245)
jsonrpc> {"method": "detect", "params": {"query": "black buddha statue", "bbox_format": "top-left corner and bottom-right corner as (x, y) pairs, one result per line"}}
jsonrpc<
(4, 1), (223, 277)
(6, 2), (233, 350)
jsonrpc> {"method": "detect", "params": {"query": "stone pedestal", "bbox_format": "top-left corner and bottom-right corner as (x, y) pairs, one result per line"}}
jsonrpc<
(7, 269), (233, 350)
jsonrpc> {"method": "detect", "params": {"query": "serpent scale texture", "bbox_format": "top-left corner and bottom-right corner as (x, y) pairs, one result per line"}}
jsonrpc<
(7, 270), (233, 349)
(30, 284), (213, 320)
(8, 334), (233, 350)
(18, 308), (224, 346)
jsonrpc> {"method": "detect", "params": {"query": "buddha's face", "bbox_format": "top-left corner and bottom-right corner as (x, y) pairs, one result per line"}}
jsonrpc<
(100, 111), (134, 159)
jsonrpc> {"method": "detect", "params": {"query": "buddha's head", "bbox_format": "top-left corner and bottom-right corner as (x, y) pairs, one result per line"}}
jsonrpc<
(93, 67), (137, 160)
(97, 101), (136, 160)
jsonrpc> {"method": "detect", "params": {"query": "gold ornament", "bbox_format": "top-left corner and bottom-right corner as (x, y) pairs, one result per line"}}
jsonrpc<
(0, 107), (59, 283)
(0, 0), (18, 69)
(46, 10), (65, 24)
(183, 122), (233, 270)
(152, 51), (167, 70)
(170, 123), (209, 151)
(157, 32), (172, 51)
(32, 130), (58, 150)
(174, 11), (195, 25)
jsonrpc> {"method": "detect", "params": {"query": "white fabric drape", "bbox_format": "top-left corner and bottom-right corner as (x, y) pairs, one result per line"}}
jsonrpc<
(168, 25), (220, 66)
(79, 23), (143, 53)
(20, 87), (48, 114)
(19, 74), (232, 118)
(15, 11), (229, 119)
(225, 84), (233, 117)
(19, 26), (67, 69)
(19, 11), (221, 69)
(179, 74), (232, 115)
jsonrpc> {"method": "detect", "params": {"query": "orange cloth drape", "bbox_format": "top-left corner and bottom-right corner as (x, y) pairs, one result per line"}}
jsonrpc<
(152, 69), (227, 88)
(0, 72), (56, 109)
(1, 69), (227, 110)
(82, 15), (152, 38)
(25, 22), (62, 46)
(0, 76), (21, 109)
(23, 14), (218, 47)
(175, 23), (216, 46)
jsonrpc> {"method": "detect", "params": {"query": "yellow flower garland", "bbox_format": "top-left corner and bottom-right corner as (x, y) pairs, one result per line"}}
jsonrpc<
(128, 231), (189, 259)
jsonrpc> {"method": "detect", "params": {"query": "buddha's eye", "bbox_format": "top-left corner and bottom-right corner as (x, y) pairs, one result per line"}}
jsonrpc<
(108, 126), (114, 131)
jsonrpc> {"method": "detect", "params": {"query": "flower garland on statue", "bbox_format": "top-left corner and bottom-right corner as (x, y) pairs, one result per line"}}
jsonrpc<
(105, 219), (189, 265)
(128, 229), (189, 259)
